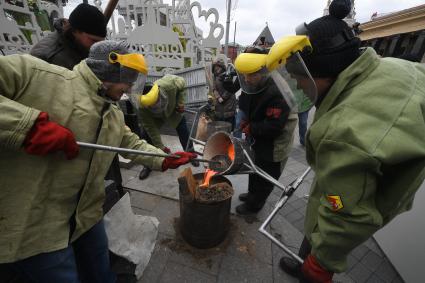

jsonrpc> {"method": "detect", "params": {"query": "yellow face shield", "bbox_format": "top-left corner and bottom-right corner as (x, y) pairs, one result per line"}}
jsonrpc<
(109, 52), (148, 75)
(234, 53), (267, 74)
(234, 53), (269, 94)
(266, 35), (312, 71)
(140, 83), (159, 107)
(265, 35), (317, 113)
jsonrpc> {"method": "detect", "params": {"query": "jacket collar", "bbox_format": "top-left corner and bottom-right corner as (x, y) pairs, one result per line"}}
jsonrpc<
(313, 47), (380, 122)
(73, 61), (105, 104)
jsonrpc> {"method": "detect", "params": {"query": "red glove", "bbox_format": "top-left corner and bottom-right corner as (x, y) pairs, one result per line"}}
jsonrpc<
(162, 147), (171, 154)
(301, 255), (333, 283)
(162, 151), (197, 171)
(240, 120), (250, 136)
(175, 105), (185, 113)
(24, 112), (79, 160)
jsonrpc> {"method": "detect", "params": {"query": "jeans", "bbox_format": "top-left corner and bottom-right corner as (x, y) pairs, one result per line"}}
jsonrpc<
(298, 111), (309, 146)
(233, 109), (246, 138)
(5, 220), (115, 283)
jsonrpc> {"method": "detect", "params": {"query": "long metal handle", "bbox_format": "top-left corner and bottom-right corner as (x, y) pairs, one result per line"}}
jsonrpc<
(76, 141), (219, 164)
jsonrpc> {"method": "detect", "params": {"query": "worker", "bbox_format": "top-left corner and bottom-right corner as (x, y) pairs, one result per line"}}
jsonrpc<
(137, 74), (199, 180)
(31, 3), (106, 70)
(272, 0), (425, 282)
(0, 40), (196, 282)
(233, 46), (298, 215)
(210, 57), (237, 130)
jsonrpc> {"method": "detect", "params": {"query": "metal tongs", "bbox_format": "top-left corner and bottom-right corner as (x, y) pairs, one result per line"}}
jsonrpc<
(77, 141), (221, 165)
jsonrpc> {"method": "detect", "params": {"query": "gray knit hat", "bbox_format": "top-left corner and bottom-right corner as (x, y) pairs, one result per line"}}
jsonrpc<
(86, 40), (139, 83)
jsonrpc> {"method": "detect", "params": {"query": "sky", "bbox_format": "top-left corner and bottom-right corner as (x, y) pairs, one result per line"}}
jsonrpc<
(64, 0), (425, 45)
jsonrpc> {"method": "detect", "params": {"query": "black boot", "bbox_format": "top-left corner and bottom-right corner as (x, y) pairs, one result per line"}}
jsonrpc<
(235, 203), (262, 215)
(279, 257), (302, 278)
(238, 193), (248, 202)
(139, 167), (152, 180)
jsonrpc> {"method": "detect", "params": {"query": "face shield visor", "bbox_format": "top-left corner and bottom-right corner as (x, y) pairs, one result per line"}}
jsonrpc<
(234, 53), (269, 94)
(109, 52), (148, 95)
(266, 35), (317, 113)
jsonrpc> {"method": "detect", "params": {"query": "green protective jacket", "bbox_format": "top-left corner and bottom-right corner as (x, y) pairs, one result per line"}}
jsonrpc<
(139, 74), (186, 149)
(0, 54), (165, 263)
(305, 48), (425, 272)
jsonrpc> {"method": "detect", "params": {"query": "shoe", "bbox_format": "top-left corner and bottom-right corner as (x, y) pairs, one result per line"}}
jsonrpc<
(238, 193), (248, 202)
(138, 167), (152, 180)
(235, 203), (261, 215)
(190, 160), (200, 167)
(279, 257), (302, 278)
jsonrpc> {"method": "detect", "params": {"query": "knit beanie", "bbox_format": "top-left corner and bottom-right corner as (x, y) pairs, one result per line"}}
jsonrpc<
(299, 0), (361, 77)
(86, 40), (139, 84)
(69, 3), (107, 38)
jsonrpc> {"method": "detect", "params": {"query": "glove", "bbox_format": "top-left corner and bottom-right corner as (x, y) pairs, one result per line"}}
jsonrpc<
(240, 120), (250, 136)
(162, 151), (197, 171)
(163, 147), (171, 154)
(24, 112), (79, 160)
(300, 255), (333, 283)
(176, 104), (185, 113)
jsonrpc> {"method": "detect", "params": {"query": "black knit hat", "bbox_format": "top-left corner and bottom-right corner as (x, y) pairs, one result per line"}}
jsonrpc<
(69, 3), (107, 38)
(298, 0), (361, 77)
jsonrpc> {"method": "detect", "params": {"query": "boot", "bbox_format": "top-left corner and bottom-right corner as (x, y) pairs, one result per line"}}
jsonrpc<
(138, 167), (152, 180)
(279, 257), (302, 278)
(238, 193), (248, 202)
(235, 203), (261, 215)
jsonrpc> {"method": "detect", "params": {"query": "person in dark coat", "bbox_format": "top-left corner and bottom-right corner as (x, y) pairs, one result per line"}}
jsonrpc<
(30, 3), (106, 70)
(233, 46), (298, 215)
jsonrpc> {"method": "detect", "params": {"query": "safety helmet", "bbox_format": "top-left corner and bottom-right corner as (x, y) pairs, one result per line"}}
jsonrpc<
(234, 46), (270, 94)
(265, 35), (318, 113)
(139, 82), (160, 107)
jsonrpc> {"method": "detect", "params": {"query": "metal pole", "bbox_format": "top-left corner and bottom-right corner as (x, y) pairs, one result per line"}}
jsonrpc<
(103, 0), (119, 23)
(224, 0), (232, 62)
(77, 141), (218, 164)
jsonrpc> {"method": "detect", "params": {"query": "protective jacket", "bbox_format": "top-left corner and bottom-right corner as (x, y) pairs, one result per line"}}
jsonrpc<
(305, 48), (425, 272)
(139, 74), (186, 149)
(0, 55), (164, 263)
(238, 81), (297, 162)
(212, 73), (237, 119)
(30, 19), (88, 70)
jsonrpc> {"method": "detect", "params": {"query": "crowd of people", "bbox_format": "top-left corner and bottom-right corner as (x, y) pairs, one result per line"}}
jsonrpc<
(0, 0), (424, 282)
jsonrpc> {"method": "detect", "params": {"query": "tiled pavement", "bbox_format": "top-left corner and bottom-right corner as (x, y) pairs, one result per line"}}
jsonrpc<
(120, 135), (404, 283)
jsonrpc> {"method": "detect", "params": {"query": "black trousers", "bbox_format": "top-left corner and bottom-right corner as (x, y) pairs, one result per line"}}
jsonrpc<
(246, 155), (283, 209)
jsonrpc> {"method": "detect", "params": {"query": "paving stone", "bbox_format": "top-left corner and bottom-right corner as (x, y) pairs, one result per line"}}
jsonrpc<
(391, 275), (404, 283)
(151, 197), (180, 237)
(290, 198), (307, 210)
(218, 254), (273, 283)
(129, 191), (162, 211)
(165, 233), (224, 276)
(224, 216), (272, 265)
(348, 263), (373, 283)
(346, 254), (358, 272)
(375, 259), (399, 283)
(351, 244), (370, 260)
(158, 261), (216, 283)
(292, 218), (305, 234)
(362, 250), (385, 272)
(121, 168), (138, 185)
(131, 206), (152, 216)
(285, 210), (304, 224)
(367, 274), (386, 283)
(138, 233), (172, 283)
(364, 237), (384, 256)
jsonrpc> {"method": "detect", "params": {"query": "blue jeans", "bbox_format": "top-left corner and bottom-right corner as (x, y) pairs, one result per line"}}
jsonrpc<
(233, 109), (246, 138)
(6, 220), (115, 283)
(298, 111), (309, 146)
